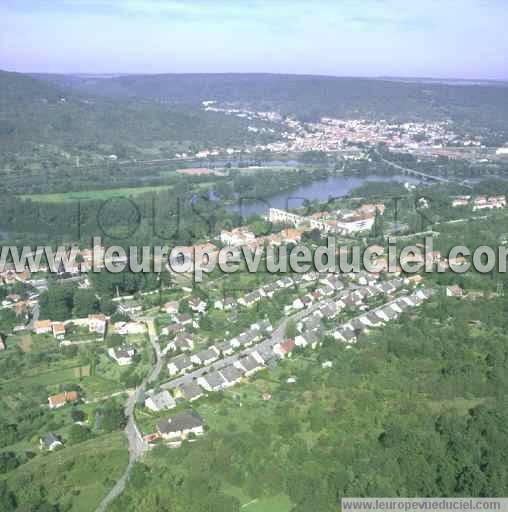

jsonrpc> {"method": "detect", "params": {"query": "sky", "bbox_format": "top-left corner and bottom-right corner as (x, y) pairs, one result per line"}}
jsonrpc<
(1, 0), (507, 79)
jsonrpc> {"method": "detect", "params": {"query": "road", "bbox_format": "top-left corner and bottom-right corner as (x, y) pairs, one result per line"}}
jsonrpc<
(95, 317), (162, 512)
(160, 300), (326, 391)
(27, 303), (40, 330)
(377, 152), (453, 184)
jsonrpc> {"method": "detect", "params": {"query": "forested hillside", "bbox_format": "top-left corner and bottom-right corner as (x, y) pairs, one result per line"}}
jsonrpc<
(34, 73), (508, 129)
(0, 70), (277, 154)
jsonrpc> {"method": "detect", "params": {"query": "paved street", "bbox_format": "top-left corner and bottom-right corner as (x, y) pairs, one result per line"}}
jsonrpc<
(160, 300), (325, 391)
(95, 316), (162, 512)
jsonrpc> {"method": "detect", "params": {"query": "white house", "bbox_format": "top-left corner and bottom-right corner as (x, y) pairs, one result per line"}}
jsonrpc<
(145, 390), (176, 412)
(167, 354), (193, 377)
(197, 371), (226, 392)
(156, 410), (204, 441)
(191, 346), (220, 366)
(108, 345), (136, 365)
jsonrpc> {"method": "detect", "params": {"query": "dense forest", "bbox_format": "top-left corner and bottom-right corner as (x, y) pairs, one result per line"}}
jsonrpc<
(0, 70), (278, 155)
(33, 72), (508, 130)
(105, 295), (508, 512)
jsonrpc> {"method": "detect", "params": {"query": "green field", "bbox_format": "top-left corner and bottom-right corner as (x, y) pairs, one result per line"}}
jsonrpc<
(18, 184), (173, 203)
(5, 432), (128, 512)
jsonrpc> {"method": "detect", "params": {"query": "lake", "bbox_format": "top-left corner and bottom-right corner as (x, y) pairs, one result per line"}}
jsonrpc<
(228, 174), (419, 217)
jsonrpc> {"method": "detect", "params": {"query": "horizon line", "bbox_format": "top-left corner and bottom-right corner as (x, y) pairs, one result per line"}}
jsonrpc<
(3, 68), (508, 84)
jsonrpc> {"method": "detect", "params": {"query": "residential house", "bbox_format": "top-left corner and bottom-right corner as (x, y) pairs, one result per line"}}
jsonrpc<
(214, 297), (236, 310)
(197, 371), (226, 392)
(48, 391), (79, 409)
(51, 322), (66, 339)
(168, 334), (195, 352)
(277, 276), (294, 289)
(235, 355), (264, 377)
(161, 323), (185, 337)
(446, 285), (464, 297)
(260, 282), (278, 298)
(156, 410), (204, 441)
(117, 301), (142, 316)
(145, 390), (176, 412)
(188, 297), (207, 314)
(333, 328), (357, 344)
(108, 344), (136, 365)
(320, 302), (339, 319)
(291, 297), (305, 310)
(302, 294), (315, 307)
(238, 291), (262, 307)
(273, 339), (296, 358)
(217, 340), (235, 356)
(452, 196), (470, 207)
(251, 319), (272, 333)
(251, 346), (274, 365)
(88, 314), (107, 335)
(164, 301), (179, 316)
(365, 311), (384, 327)
(114, 321), (145, 335)
(393, 298), (410, 312)
(220, 227), (256, 246)
(34, 319), (52, 335)
(295, 331), (320, 349)
(219, 365), (243, 388)
(174, 313), (194, 327)
(176, 381), (204, 402)
(168, 354), (193, 377)
(297, 315), (321, 333)
(236, 330), (258, 348)
(40, 433), (63, 451)
(377, 306), (399, 322)
(190, 346), (220, 366)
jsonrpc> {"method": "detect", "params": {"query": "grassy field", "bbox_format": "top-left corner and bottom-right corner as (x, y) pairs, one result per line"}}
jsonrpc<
(224, 484), (291, 512)
(5, 432), (128, 512)
(18, 184), (173, 203)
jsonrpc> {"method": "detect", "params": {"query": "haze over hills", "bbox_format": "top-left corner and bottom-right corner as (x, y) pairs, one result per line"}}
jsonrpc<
(31, 72), (508, 129)
(2, 68), (508, 172)
(0, 70), (277, 154)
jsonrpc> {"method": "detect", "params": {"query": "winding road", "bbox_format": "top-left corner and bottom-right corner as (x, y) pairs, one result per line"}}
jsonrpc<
(95, 317), (162, 512)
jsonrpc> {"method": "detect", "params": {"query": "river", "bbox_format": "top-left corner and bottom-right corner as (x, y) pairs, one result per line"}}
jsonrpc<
(228, 174), (419, 217)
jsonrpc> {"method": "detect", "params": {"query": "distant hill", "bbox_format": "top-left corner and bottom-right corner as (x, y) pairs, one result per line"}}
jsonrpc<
(0, 70), (276, 153)
(32, 72), (508, 129)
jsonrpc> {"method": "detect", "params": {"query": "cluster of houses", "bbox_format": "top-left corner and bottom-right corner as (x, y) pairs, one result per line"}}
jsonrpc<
(215, 272), (330, 312)
(332, 288), (434, 342)
(269, 203), (385, 236)
(219, 226), (304, 249)
(167, 319), (273, 378)
(154, 279), (435, 443)
(33, 314), (108, 340)
(161, 311), (198, 337)
(293, 278), (407, 342)
(452, 195), (506, 210)
(286, 274), (345, 313)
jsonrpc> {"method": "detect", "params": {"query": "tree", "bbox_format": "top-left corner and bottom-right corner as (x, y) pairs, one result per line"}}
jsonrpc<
(99, 401), (127, 432)
(0, 481), (16, 512)
(70, 409), (86, 423)
(68, 424), (93, 445)
(284, 319), (297, 339)
(73, 289), (100, 317)
(39, 283), (75, 321)
(0, 452), (20, 474)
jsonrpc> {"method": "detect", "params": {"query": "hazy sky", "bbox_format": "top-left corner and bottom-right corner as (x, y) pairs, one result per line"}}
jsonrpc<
(1, 0), (507, 78)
